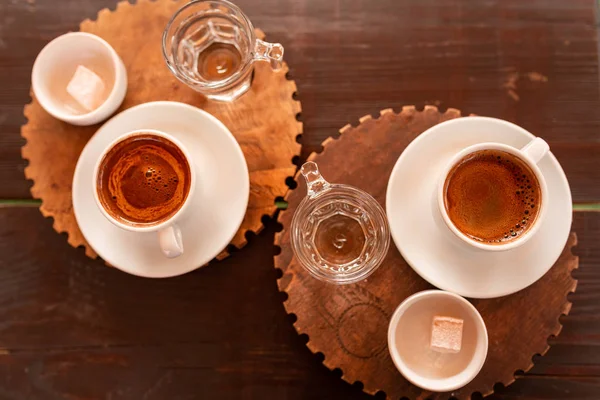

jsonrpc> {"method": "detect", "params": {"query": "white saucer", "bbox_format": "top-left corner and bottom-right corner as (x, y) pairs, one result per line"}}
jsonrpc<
(73, 101), (249, 278)
(386, 117), (572, 298)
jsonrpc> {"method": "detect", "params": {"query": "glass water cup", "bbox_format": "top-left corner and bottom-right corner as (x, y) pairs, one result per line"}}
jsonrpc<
(162, 0), (284, 102)
(290, 162), (390, 285)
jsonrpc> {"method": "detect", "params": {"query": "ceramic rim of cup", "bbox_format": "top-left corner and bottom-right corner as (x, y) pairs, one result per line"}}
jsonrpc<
(92, 128), (197, 233)
(436, 141), (549, 252)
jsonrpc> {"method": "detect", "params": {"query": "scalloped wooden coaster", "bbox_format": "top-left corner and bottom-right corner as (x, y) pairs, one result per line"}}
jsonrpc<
(274, 106), (578, 399)
(21, 0), (301, 261)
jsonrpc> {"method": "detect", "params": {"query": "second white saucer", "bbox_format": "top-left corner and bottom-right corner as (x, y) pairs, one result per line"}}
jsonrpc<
(73, 101), (249, 278)
(386, 117), (572, 298)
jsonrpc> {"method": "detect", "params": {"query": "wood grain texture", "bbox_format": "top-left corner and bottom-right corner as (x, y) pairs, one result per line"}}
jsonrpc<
(20, 0), (302, 259)
(2, 0), (600, 201)
(0, 208), (596, 399)
(274, 107), (579, 399)
(0, 0), (599, 398)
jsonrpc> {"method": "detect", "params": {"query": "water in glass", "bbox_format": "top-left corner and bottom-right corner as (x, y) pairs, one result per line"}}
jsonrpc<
(163, 0), (284, 101)
(290, 162), (390, 285)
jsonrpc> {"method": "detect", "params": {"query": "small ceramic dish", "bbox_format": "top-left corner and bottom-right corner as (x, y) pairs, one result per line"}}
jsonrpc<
(387, 290), (488, 392)
(32, 32), (127, 126)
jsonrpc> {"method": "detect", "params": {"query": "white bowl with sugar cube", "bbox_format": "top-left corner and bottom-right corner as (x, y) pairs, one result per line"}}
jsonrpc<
(32, 32), (127, 126)
(387, 290), (488, 392)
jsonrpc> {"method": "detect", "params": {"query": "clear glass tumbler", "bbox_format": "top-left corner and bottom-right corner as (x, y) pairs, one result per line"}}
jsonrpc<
(290, 162), (391, 285)
(162, 0), (284, 101)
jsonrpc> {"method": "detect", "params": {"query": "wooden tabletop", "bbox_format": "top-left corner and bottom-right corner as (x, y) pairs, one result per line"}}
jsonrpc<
(0, 0), (599, 399)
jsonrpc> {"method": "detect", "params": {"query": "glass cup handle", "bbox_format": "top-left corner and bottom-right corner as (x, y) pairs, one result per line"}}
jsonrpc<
(254, 39), (284, 71)
(300, 161), (331, 198)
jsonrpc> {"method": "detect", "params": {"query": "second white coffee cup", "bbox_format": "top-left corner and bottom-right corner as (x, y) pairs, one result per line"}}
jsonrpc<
(437, 137), (550, 252)
(93, 129), (197, 259)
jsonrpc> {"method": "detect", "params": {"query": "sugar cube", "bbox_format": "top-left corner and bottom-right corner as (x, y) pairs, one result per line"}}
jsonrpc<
(66, 65), (106, 112)
(430, 316), (464, 354)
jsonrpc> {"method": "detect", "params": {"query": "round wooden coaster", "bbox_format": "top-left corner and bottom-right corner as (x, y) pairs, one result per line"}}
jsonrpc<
(274, 106), (578, 399)
(21, 0), (301, 260)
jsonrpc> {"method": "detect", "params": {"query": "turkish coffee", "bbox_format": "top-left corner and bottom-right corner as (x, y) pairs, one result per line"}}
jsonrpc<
(443, 149), (541, 244)
(96, 133), (192, 226)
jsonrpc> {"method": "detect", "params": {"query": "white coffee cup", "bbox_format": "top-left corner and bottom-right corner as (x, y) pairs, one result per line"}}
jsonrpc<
(437, 137), (550, 252)
(93, 129), (196, 258)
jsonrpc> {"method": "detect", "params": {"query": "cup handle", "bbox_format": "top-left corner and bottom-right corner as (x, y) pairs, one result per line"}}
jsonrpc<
(254, 39), (284, 71)
(158, 224), (183, 258)
(520, 137), (549, 164)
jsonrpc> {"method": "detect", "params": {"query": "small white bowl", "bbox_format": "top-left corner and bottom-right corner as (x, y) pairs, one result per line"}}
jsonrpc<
(32, 32), (127, 126)
(387, 290), (488, 392)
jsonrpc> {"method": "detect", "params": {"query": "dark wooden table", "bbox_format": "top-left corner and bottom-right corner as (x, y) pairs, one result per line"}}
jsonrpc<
(1, 0), (599, 398)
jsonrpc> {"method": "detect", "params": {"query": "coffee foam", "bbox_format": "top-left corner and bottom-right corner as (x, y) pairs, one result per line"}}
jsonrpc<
(443, 149), (541, 243)
(97, 135), (191, 225)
